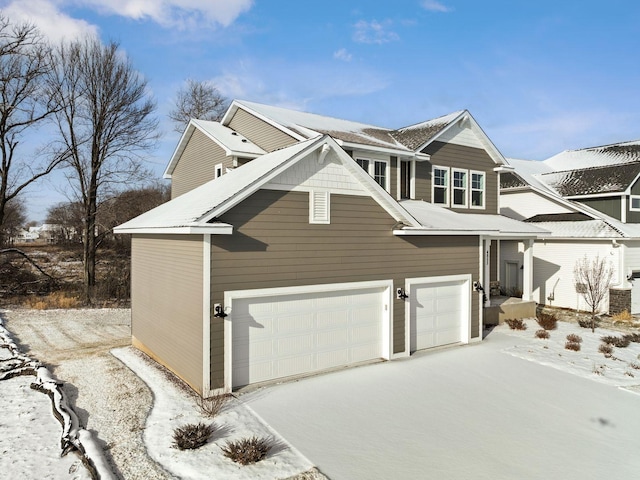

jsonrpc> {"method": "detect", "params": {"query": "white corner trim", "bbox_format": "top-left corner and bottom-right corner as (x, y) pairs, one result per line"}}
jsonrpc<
(202, 234), (213, 397)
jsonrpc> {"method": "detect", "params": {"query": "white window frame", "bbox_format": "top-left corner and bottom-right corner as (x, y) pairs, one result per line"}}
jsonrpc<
(451, 168), (468, 208)
(356, 157), (390, 192)
(215, 163), (224, 179)
(309, 190), (330, 224)
(432, 165), (450, 207)
(630, 195), (640, 211)
(470, 170), (486, 210)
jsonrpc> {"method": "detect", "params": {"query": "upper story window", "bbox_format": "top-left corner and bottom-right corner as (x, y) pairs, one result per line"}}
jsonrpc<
(452, 168), (467, 207)
(433, 166), (449, 206)
(471, 171), (485, 208)
(356, 157), (389, 191)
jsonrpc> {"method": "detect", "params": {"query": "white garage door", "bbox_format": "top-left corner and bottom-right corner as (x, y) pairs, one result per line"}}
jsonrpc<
(409, 279), (466, 352)
(231, 286), (386, 388)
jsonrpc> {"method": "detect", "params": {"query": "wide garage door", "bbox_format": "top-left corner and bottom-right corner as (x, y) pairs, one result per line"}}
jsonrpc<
(231, 285), (387, 388)
(409, 277), (468, 352)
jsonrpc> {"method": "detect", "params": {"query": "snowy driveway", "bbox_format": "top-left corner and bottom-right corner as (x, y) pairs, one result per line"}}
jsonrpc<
(243, 329), (640, 480)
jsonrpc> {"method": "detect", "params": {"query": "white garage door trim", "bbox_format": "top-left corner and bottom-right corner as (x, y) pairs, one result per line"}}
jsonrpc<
(223, 280), (394, 390)
(404, 274), (472, 353)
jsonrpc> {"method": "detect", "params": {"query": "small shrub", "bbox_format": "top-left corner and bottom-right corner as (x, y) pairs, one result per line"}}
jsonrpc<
(625, 371), (635, 377)
(536, 313), (558, 331)
(196, 393), (229, 418)
(221, 436), (271, 465)
(598, 343), (613, 356)
(577, 318), (599, 329)
(505, 318), (527, 330)
(535, 329), (550, 339)
(601, 335), (630, 348)
(612, 310), (633, 322)
(565, 341), (581, 352)
(629, 363), (640, 370)
(172, 423), (213, 450)
(566, 333), (582, 343)
(624, 333), (640, 343)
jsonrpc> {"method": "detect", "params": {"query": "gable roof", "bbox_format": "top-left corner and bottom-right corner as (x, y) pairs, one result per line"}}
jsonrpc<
(544, 139), (640, 171)
(164, 119), (266, 178)
(539, 161), (640, 197)
(116, 136), (421, 234)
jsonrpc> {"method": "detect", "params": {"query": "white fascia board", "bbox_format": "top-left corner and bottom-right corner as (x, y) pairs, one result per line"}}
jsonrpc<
(528, 185), (600, 219)
(337, 140), (415, 158)
(564, 191), (623, 199)
(113, 224), (233, 235)
(494, 165), (515, 172)
(393, 228), (495, 236)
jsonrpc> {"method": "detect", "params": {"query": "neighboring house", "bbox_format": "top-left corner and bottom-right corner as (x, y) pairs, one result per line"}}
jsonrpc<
(115, 100), (544, 396)
(500, 140), (640, 315)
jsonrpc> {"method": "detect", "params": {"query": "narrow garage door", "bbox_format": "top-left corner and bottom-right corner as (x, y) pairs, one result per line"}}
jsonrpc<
(409, 279), (466, 352)
(231, 286), (386, 388)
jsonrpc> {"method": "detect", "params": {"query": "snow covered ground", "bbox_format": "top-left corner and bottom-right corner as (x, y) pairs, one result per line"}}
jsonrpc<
(2, 309), (639, 480)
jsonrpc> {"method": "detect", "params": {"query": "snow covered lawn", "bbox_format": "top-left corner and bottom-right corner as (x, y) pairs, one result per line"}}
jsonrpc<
(244, 320), (640, 480)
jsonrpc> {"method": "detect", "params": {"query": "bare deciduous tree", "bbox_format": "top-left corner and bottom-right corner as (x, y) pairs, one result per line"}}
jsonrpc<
(573, 254), (614, 332)
(47, 37), (158, 302)
(168, 78), (228, 133)
(0, 15), (58, 246)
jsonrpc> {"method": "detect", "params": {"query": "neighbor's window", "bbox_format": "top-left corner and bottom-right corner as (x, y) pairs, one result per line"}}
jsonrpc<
(452, 168), (467, 207)
(433, 166), (449, 205)
(631, 195), (640, 211)
(471, 171), (485, 208)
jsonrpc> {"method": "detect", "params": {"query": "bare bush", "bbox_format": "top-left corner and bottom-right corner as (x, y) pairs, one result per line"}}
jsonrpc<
(196, 393), (229, 418)
(566, 334), (582, 343)
(598, 343), (613, 357)
(578, 318), (599, 329)
(536, 312), (558, 331)
(505, 318), (527, 330)
(565, 341), (581, 352)
(221, 436), (271, 465)
(535, 329), (550, 339)
(172, 423), (213, 450)
(601, 335), (630, 348)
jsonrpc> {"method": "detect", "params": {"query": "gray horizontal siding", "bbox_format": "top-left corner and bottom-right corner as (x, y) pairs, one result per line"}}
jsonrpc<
(419, 141), (499, 214)
(172, 129), (229, 198)
(228, 108), (298, 153)
(209, 189), (480, 388)
(578, 197), (622, 221)
(131, 234), (204, 393)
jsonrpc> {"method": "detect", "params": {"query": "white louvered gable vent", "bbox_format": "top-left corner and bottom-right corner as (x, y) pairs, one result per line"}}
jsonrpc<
(309, 190), (330, 224)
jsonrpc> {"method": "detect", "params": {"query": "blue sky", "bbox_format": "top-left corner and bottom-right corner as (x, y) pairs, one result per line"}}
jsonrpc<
(3, 0), (640, 221)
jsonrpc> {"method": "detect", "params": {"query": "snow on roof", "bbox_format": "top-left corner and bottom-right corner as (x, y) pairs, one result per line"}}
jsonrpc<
(539, 161), (640, 196)
(192, 119), (265, 156)
(526, 220), (624, 238)
(503, 158), (555, 192)
(399, 200), (548, 236)
(234, 100), (410, 151)
(544, 140), (640, 171)
(390, 111), (464, 151)
(117, 138), (319, 232)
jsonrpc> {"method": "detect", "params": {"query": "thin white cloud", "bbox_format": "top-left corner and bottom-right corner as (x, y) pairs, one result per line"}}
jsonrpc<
(1, 0), (98, 42)
(74, 0), (254, 29)
(333, 48), (352, 62)
(353, 20), (399, 44)
(420, 0), (452, 13)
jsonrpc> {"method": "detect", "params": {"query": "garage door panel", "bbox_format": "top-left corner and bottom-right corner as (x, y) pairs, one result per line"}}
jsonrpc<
(410, 279), (466, 352)
(232, 285), (386, 387)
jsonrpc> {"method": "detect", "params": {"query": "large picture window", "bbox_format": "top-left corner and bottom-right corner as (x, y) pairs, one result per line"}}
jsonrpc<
(433, 166), (449, 206)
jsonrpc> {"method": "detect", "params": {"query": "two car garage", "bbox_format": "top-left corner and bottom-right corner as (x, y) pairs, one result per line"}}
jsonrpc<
(225, 275), (472, 389)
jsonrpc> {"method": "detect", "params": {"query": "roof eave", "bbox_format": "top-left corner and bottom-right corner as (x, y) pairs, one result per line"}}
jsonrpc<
(114, 223), (234, 235)
(338, 140), (425, 159)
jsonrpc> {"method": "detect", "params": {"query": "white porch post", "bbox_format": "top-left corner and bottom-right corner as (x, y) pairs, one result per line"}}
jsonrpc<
(484, 238), (491, 307)
(522, 238), (534, 301)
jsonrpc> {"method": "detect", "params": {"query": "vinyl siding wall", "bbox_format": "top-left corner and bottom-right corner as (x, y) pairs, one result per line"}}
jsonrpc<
(171, 129), (229, 199)
(499, 190), (574, 221)
(227, 108), (298, 152)
(208, 189), (481, 388)
(420, 141), (499, 214)
(577, 197), (622, 220)
(131, 234), (205, 393)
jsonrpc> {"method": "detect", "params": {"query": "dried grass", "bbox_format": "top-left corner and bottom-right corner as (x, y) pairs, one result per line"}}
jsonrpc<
(221, 436), (271, 465)
(535, 329), (550, 340)
(196, 393), (229, 418)
(505, 318), (527, 330)
(565, 341), (581, 351)
(23, 291), (81, 310)
(536, 313), (558, 331)
(172, 423), (213, 450)
(566, 333), (582, 343)
(612, 309), (633, 322)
